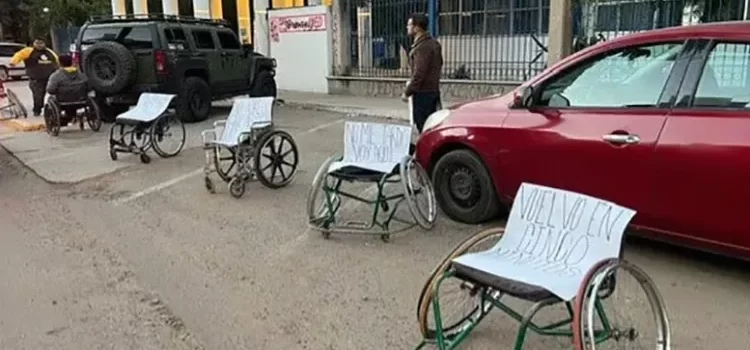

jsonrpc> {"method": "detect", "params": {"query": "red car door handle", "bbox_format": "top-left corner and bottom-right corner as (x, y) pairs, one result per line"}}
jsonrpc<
(602, 133), (640, 145)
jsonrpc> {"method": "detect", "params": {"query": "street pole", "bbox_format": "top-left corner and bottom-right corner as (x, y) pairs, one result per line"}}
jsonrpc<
(745, 0), (749, 20)
(427, 0), (437, 37)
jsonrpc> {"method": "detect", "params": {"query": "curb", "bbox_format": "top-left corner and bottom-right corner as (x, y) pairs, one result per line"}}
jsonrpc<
(0, 118), (45, 132)
(282, 101), (408, 121)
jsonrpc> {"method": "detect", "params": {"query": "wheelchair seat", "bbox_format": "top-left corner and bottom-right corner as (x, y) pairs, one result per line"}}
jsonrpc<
(328, 165), (400, 182)
(452, 260), (556, 302)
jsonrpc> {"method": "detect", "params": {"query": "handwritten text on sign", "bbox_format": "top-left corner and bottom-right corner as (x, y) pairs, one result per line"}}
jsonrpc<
(346, 122), (409, 164)
(270, 14), (327, 42)
(453, 183), (635, 300)
(327, 122), (411, 174)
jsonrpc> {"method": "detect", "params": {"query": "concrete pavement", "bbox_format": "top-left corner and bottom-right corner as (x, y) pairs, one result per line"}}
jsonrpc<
(1, 81), (749, 349)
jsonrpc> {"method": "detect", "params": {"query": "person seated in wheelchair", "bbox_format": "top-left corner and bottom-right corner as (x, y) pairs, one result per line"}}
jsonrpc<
(45, 54), (90, 119)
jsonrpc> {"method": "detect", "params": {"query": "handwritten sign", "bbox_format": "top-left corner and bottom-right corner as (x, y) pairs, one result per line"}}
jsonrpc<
(219, 97), (274, 146)
(453, 183), (636, 300)
(116, 93), (175, 122)
(270, 14), (327, 42)
(328, 121), (411, 174)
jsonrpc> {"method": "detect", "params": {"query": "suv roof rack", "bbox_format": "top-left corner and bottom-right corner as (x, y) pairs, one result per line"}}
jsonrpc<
(88, 14), (230, 26)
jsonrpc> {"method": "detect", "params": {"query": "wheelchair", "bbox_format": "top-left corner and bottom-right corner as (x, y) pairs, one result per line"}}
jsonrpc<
(202, 96), (299, 199)
(43, 94), (102, 136)
(0, 79), (27, 119)
(108, 93), (185, 164)
(415, 183), (671, 350)
(306, 121), (437, 242)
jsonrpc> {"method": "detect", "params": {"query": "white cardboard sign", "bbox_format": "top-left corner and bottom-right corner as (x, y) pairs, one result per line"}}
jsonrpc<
(219, 96), (274, 146)
(328, 121), (411, 174)
(453, 183), (636, 301)
(116, 93), (175, 122)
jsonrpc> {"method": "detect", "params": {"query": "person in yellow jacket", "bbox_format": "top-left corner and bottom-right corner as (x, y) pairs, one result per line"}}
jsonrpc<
(9, 38), (59, 116)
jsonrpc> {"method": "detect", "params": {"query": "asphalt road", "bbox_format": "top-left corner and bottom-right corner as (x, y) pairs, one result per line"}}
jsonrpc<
(1, 88), (749, 349)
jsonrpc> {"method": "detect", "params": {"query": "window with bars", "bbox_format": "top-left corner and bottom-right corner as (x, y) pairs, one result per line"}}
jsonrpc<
(438, 0), (550, 36)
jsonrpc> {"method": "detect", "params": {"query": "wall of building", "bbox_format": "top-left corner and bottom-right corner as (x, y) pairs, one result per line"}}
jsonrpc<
(268, 5), (331, 93)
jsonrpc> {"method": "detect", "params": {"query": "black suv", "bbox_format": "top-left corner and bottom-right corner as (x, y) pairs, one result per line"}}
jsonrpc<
(73, 15), (277, 123)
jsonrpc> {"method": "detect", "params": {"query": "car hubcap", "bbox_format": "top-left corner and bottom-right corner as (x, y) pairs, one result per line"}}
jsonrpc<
(448, 167), (480, 208)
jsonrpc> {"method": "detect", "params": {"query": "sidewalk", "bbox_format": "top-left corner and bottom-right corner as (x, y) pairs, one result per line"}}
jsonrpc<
(278, 90), (466, 120)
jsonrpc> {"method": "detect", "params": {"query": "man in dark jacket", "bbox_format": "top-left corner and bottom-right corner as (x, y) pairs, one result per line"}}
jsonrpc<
(402, 13), (443, 133)
(47, 54), (90, 118)
(9, 39), (59, 116)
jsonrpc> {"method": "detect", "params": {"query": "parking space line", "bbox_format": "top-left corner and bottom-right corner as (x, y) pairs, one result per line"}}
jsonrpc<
(113, 168), (204, 206)
(26, 150), (81, 165)
(112, 118), (344, 206)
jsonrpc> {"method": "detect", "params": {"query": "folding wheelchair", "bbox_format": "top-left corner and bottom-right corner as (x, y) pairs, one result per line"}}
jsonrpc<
(306, 121), (436, 242)
(43, 94), (102, 136)
(202, 96), (299, 198)
(415, 183), (671, 350)
(108, 93), (185, 164)
(0, 80), (26, 119)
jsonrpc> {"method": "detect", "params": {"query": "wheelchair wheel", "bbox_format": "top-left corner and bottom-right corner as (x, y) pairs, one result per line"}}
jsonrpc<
(214, 146), (238, 183)
(254, 130), (299, 189)
(85, 97), (102, 132)
(400, 156), (437, 230)
(152, 113), (185, 158)
(43, 101), (61, 136)
(6, 89), (27, 119)
(417, 227), (505, 339)
(572, 259), (670, 350)
(306, 156), (340, 226)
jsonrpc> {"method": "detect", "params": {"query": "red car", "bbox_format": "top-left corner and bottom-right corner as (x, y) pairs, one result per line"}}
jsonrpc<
(416, 21), (750, 260)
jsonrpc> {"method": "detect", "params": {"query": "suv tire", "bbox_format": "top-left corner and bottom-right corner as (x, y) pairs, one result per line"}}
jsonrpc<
(250, 70), (277, 98)
(82, 41), (137, 95)
(177, 76), (211, 123)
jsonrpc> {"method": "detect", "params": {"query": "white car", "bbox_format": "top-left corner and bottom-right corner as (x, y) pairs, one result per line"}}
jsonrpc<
(0, 42), (27, 80)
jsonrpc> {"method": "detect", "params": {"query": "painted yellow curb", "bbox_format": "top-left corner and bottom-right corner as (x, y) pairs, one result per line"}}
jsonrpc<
(1, 118), (45, 132)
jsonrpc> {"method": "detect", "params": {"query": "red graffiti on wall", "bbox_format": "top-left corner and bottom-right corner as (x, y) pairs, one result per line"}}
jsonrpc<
(270, 13), (327, 42)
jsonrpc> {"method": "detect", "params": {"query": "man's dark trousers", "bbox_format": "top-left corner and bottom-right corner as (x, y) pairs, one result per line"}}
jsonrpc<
(411, 91), (441, 133)
(29, 78), (49, 115)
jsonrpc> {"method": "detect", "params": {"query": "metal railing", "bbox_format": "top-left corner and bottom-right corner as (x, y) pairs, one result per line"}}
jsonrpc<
(340, 0), (551, 82)
(338, 0), (748, 83)
(574, 0), (747, 43)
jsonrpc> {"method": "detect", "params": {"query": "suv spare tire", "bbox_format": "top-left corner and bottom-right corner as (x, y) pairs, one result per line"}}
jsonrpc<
(82, 41), (137, 95)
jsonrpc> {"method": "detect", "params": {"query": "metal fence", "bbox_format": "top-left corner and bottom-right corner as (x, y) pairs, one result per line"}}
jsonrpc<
(341, 0), (748, 82)
(343, 0), (550, 82)
(574, 0), (747, 49)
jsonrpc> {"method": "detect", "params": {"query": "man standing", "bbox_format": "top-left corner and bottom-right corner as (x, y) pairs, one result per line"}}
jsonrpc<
(402, 13), (443, 134)
(9, 39), (59, 116)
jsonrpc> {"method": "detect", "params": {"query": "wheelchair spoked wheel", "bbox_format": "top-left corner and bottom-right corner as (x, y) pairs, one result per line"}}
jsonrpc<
(43, 101), (61, 136)
(417, 227), (505, 339)
(306, 155), (341, 232)
(6, 89), (27, 119)
(572, 258), (670, 350)
(214, 146), (238, 183)
(151, 113), (185, 158)
(254, 130), (299, 189)
(85, 96), (102, 132)
(400, 156), (437, 230)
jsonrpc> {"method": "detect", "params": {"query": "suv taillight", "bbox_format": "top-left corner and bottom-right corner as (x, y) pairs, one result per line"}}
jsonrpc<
(72, 51), (80, 67)
(154, 50), (167, 75)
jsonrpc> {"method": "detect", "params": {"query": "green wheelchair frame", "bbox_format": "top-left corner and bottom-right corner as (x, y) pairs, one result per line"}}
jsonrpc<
(306, 155), (436, 242)
(415, 227), (671, 350)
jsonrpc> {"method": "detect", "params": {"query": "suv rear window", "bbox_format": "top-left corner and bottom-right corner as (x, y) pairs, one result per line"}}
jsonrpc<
(0, 44), (24, 57)
(80, 25), (154, 50)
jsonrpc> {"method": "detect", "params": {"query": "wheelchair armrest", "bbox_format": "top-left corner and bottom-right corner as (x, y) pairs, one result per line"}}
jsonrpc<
(213, 120), (227, 129)
(237, 130), (254, 146)
(201, 129), (217, 147)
